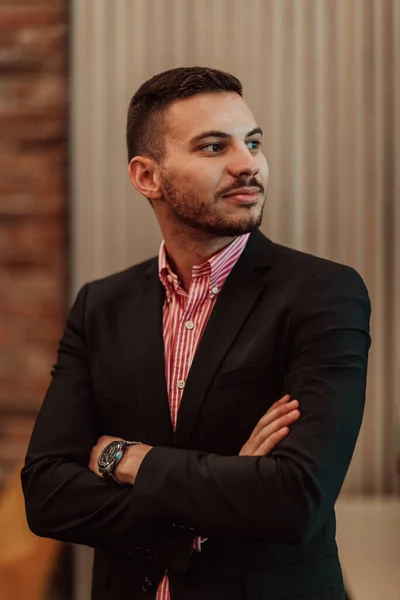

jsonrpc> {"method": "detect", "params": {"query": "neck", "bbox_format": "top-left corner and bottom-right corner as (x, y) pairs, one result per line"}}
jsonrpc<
(162, 227), (236, 292)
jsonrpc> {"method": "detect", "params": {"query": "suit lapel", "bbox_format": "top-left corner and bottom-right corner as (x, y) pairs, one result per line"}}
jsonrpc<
(129, 261), (174, 447)
(128, 231), (273, 449)
(174, 231), (273, 448)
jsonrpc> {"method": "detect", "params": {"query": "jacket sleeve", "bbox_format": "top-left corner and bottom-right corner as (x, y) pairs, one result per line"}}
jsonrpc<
(21, 284), (195, 573)
(130, 264), (371, 545)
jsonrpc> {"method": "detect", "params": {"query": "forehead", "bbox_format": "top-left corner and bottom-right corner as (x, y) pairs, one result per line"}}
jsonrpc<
(164, 92), (258, 143)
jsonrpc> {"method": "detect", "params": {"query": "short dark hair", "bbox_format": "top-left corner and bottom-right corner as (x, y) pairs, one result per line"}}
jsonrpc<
(126, 66), (243, 164)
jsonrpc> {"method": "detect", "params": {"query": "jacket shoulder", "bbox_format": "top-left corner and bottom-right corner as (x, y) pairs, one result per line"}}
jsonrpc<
(269, 239), (369, 297)
(271, 240), (345, 271)
(76, 256), (158, 310)
(271, 240), (360, 275)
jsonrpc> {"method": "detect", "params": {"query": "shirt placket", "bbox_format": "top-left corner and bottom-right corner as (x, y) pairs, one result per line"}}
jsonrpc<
(171, 280), (206, 427)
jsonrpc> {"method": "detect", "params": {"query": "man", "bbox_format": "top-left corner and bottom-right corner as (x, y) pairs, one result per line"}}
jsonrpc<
(22, 67), (370, 600)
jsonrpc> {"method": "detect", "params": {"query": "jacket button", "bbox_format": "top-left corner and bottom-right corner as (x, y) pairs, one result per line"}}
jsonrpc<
(141, 576), (152, 592)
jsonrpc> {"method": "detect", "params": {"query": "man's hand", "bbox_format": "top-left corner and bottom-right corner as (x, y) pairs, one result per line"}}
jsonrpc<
(89, 435), (153, 484)
(239, 394), (300, 456)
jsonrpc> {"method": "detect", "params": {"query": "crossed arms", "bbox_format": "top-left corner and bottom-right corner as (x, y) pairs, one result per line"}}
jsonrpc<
(21, 264), (371, 571)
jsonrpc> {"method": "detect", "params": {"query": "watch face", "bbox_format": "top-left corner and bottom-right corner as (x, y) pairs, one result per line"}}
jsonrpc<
(98, 441), (122, 469)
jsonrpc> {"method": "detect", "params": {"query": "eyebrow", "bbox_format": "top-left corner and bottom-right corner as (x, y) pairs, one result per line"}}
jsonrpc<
(189, 127), (263, 145)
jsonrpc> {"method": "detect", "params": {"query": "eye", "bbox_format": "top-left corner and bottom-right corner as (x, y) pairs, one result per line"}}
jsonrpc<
(247, 140), (261, 150)
(200, 143), (224, 153)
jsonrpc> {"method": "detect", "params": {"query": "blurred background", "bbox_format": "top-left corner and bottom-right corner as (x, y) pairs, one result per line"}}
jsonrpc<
(0, 0), (399, 599)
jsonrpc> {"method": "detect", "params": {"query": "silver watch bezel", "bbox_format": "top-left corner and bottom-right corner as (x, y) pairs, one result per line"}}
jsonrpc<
(98, 440), (142, 480)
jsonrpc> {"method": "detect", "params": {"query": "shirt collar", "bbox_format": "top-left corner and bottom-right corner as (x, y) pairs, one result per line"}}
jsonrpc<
(158, 233), (250, 297)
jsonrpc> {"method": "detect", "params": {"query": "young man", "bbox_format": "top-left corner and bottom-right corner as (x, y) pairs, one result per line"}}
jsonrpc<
(22, 67), (370, 600)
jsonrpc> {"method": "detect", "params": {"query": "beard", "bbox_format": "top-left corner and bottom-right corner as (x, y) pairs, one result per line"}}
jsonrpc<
(159, 170), (266, 237)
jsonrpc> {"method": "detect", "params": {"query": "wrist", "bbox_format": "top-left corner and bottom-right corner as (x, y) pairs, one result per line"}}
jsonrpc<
(97, 439), (144, 485)
(114, 445), (136, 485)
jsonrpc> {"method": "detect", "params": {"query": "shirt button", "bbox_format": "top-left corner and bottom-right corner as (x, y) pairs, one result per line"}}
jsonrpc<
(167, 274), (173, 283)
(211, 286), (219, 295)
(177, 380), (185, 389)
(185, 321), (194, 330)
(141, 577), (152, 592)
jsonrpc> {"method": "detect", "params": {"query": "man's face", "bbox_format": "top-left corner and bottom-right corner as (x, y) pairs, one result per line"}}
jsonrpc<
(157, 92), (269, 237)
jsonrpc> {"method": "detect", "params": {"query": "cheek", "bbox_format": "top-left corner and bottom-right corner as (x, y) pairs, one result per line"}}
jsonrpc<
(259, 155), (269, 183)
(173, 161), (221, 195)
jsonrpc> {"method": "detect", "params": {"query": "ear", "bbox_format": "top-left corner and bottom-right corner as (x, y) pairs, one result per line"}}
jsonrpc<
(128, 156), (163, 200)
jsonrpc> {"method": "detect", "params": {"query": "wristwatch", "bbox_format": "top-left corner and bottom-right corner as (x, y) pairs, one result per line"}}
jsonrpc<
(98, 440), (143, 483)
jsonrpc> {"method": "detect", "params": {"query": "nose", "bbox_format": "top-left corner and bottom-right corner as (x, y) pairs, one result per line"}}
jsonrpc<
(226, 142), (259, 178)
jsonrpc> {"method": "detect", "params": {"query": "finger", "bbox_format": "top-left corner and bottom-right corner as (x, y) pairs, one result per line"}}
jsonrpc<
(262, 399), (299, 428)
(241, 408), (299, 456)
(252, 427), (290, 456)
(276, 393), (291, 404)
(265, 394), (291, 415)
(252, 408), (300, 451)
(239, 398), (298, 456)
(239, 425), (290, 457)
(249, 400), (299, 441)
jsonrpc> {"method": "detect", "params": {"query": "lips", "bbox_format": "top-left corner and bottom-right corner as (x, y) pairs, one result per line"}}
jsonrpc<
(222, 187), (261, 205)
(223, 186), (261, 197)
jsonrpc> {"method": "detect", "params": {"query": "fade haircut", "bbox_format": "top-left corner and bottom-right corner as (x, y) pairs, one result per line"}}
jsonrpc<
(126, 66), (243, 164)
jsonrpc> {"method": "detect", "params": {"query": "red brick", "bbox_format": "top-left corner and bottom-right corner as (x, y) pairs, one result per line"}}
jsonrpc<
(0, 268), (63, 318)
(21, 315), (62, 344)
(0, 437), (30, 462)
(0, 414), (35, 441)
(1, 371), (59, 415)
(0, 149), (66, 216)
(0, 146), (66, 186)
(0, 381), (51, 412)
(0, 74), (67, 114)
(0, 218), (65, 267)
(0, 112), (66, 144)
(0, 7), (65, 29)
(0, 0), (67, 490)
(0, 193), (65, 217)
(0, 5), (67, 73)
(0, 1), (64, 6)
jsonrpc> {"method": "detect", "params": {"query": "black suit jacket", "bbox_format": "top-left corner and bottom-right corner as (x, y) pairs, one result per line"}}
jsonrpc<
(22, 230), (371, 600)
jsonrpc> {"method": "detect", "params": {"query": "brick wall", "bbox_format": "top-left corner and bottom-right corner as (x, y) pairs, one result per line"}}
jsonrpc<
(0, 1), (68, 489)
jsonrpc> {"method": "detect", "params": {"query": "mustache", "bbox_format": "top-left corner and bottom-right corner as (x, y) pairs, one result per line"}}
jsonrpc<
(218, 178), (265, 197)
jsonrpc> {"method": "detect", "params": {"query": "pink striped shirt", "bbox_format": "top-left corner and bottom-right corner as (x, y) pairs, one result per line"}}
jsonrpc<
(155, 233), (250, 600)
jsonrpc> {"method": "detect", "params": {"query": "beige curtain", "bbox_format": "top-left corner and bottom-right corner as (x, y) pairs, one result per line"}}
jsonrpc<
(71, 0), (400, 496)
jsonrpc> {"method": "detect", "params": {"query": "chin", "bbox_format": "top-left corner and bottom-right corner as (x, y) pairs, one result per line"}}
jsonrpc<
(173, 202), (264, 237)
(222, 208), (263, 233)
(201, 216), (262, 237)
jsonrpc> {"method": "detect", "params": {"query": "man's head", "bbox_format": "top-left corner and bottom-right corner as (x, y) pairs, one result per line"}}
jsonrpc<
(127, 66), (269, 238)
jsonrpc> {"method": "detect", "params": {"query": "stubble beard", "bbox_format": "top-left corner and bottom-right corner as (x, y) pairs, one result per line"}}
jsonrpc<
(160, 171), (266, 238)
